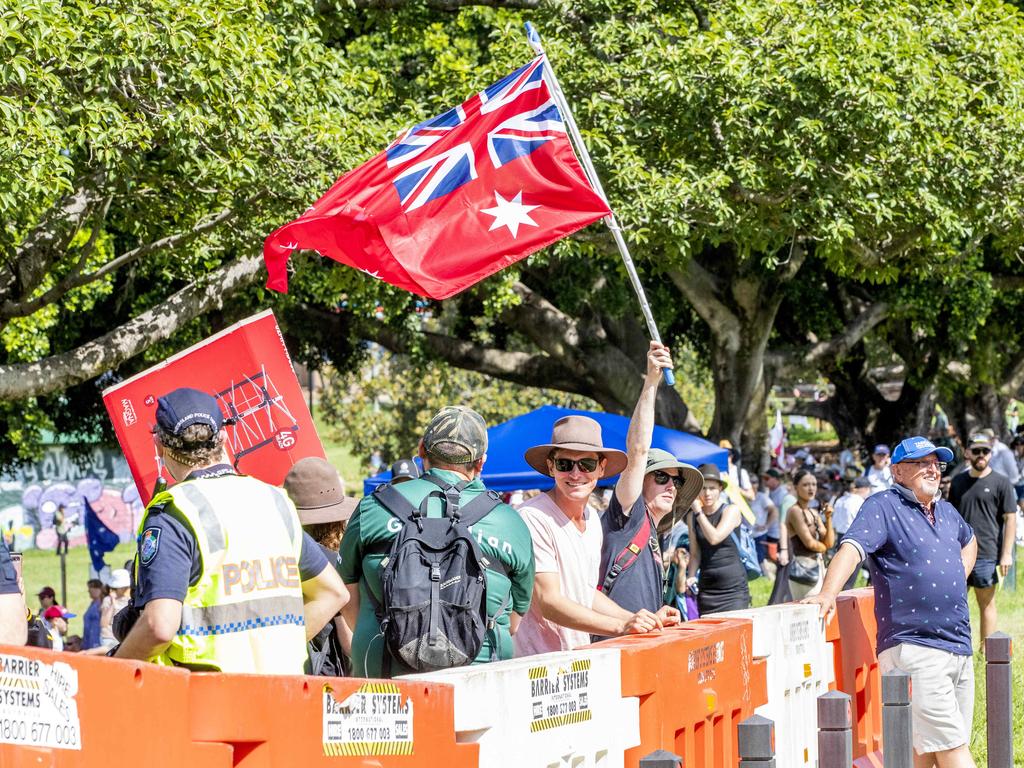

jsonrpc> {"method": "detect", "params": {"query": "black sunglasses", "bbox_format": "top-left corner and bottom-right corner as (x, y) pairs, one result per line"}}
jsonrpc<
(552, 457), (600, 473)
(970, 447), (991, 456)
(651, 470), (683, 488)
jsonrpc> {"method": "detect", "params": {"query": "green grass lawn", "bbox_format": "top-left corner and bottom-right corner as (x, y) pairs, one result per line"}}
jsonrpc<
(21, 541), (136, 637)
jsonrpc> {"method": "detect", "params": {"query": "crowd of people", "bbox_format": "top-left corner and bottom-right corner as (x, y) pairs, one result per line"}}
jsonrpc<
(1, 341), (1020, 768)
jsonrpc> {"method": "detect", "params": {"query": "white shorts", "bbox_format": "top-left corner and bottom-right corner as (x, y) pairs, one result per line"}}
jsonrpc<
(877, 643), (974, 754)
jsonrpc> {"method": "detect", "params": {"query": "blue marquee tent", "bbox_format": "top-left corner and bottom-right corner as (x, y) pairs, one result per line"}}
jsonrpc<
(363, 404), (728, 494)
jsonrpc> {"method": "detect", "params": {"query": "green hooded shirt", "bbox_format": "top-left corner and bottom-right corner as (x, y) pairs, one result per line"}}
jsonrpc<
(338, 468), (534, 677)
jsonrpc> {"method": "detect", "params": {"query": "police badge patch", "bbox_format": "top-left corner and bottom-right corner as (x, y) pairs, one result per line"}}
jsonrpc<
(140, 527), (161, 565)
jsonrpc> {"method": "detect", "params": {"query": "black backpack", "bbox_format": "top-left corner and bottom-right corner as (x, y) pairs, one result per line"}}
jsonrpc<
(368, 476), (506, 674)
(307, 619), (350, 677)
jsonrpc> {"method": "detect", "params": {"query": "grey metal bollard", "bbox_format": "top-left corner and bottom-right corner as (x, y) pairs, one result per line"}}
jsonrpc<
(986, 632), (1014, 768)
(818, 689), (853, 768)
(882, 670), (913, 768)
(639, 749), (682, 768)
(738, 713), (775, 768)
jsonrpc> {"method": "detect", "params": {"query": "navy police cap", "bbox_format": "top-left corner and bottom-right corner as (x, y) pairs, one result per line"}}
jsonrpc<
(155, 387), (224, 436)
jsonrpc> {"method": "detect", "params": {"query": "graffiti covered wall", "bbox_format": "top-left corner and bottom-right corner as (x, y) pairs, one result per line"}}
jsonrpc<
(0, 446), (142, 552)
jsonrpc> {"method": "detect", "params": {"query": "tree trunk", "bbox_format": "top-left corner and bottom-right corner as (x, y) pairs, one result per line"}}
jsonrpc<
(669, 243), (808, 452)
(0, 255), (264, 400)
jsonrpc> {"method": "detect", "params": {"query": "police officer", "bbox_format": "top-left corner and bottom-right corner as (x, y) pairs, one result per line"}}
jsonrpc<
(115, 387), (347, 674)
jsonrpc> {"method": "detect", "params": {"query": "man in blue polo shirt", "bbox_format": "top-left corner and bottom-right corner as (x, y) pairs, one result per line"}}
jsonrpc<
(804, 436), (978, 768)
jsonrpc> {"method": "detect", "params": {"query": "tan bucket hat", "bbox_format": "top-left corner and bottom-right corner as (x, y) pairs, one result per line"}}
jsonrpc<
(283, 457), (358, 524)
(524, 415), (628, 477)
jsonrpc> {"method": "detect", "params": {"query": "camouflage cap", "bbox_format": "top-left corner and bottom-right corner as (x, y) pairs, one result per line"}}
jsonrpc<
(422, 406), (488, 464)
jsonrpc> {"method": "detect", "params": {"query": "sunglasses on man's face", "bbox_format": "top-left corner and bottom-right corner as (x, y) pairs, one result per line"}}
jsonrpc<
(651, 470), (683, 488)
(552, 457), (600, 473)
(970, 447), (991, 456)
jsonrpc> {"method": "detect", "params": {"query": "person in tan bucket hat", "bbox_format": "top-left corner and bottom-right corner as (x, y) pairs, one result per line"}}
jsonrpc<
(515, 407), (678, 657)
(284, 457), (359, 676)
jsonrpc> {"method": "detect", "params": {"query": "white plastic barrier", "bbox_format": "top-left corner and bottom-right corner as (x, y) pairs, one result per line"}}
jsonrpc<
(712, 603), (833, 768)
(402, 647), (639, 768)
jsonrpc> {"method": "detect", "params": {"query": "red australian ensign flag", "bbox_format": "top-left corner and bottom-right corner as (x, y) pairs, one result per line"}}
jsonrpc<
(263, 57), (610, 300)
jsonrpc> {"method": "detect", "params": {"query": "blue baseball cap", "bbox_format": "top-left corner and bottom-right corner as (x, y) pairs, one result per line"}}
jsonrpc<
(872, 444), (890, 455)
(891, 436), (954, 465)
(155, 387), (223, 436)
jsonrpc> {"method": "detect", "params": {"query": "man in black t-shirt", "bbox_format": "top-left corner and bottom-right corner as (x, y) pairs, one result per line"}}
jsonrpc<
(599, 342), (703, 616)
(949, 433), (1017, 645)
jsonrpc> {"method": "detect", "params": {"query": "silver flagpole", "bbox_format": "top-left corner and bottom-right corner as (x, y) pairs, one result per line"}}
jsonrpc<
(524, 22), (675, 386)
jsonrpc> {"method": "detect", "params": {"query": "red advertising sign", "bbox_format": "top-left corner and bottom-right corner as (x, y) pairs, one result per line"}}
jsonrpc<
(102, 309), (325, 505)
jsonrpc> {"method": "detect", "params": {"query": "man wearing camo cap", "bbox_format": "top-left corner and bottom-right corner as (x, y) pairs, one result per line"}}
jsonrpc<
(339, 406), (535, 677)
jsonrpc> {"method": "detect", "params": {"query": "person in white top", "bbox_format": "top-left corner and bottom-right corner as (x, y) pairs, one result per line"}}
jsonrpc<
(865, 444), (893, 494)
(719, 440), (755, 504)
(514, 415), (677, 656)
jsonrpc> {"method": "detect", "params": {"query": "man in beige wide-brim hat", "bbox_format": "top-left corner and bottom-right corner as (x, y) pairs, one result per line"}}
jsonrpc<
(514, 410), (676, 657)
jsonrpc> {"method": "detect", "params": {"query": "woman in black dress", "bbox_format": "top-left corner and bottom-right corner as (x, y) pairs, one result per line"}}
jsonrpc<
(686, 463), (750, 615)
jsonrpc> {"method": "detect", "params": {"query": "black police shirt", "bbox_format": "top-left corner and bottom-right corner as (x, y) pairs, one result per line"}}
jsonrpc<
(0, 539), (19, 595)
(136, 465), (328, 606)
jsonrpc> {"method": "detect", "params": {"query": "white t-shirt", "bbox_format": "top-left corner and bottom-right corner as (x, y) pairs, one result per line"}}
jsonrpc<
(751, 490), (779, 538)
(865, 464), (892, 495)
(831, 491), (865, 534)
(514, 492), (603, 656)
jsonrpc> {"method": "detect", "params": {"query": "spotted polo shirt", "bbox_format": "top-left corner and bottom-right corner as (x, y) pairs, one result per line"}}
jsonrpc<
(840, 483), (974, 657)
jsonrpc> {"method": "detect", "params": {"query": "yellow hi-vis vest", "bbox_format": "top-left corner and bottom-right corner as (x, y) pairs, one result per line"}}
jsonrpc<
(137, 474), (307, 675)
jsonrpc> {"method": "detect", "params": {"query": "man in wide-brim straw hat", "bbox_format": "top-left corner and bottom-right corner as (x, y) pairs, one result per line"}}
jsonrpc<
(514, 409), (679, 657)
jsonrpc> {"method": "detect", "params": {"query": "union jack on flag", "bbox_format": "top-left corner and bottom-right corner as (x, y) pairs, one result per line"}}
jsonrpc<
(264, 56), (609, 300)
(386, 58), (568, 212)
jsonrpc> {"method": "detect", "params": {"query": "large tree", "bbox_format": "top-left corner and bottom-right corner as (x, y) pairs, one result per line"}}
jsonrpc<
(6, 0), (1024, 466)
(347, 0), (1024, 453)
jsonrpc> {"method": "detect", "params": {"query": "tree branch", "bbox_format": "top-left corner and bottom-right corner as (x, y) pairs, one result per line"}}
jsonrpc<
(367, 325), (587, 395)
(666, 257), (742, 339)
(2, 173), (108, 304)
(0, 255), (264, 401)
(992, 274), (1024, 291)
(766, 300), (890, 376)
(686, 0), (711, 31)
(0, 200), (249, 320)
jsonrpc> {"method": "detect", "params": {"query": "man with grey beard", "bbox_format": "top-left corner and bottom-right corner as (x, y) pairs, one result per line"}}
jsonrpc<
(804, 436), (978, 768)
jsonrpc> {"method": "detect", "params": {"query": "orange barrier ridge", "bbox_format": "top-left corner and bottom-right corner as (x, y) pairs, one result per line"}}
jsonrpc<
(824, 598), (841, 692)
(589, 617), (768, 768)
(833, 589), (883, 768)
(0, 643), (229, 768)
(188, 672), (476, 767)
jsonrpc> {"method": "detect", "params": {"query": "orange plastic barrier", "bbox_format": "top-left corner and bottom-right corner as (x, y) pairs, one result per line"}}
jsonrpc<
(0, 644), (230, 768)
(188, 672), (476, 767)
(833, 589), (883, 768)
(589, 618), (767, 768)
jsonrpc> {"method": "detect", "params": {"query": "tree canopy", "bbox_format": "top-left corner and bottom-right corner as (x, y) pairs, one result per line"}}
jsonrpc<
(4, 0), (1024, 466)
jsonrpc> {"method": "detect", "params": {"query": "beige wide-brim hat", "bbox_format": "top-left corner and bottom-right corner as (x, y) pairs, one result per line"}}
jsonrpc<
(284, 457), (358, 525)
(524, 415), (628, 477)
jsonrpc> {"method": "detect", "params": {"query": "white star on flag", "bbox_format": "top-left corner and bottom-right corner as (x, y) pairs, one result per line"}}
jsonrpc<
(480, 191), (540, 238)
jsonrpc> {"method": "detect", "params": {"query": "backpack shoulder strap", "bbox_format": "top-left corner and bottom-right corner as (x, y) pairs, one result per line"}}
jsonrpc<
(600, 510), (652, 594)
(458, 489), (503, 528)
(373, 482), (418, 522)
(456, 489), (509, 579)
